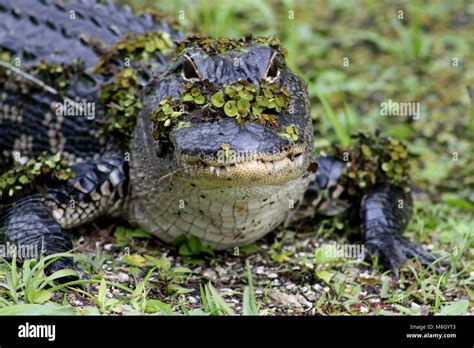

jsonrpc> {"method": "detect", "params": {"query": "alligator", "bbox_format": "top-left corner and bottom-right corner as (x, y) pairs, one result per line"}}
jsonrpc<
(0, 0), (438, 278)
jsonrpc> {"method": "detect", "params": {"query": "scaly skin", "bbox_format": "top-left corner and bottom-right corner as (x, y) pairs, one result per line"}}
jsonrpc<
(0, 0), (437, 277)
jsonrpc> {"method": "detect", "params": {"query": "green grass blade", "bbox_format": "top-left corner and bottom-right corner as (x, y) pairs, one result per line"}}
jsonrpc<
(39, 269), (79, 290)
(0, 302), (76, 315)
(242, 261), (258, 315)
(317, 93), (351, 147)
(204, 283), (235, 316)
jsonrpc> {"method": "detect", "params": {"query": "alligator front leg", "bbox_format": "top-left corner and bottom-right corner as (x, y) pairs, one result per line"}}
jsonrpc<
(295, 155), (438, 276)
(361, 183), (438, 277)
(0, 152), (128, 274)
(0, 194), (79, 275)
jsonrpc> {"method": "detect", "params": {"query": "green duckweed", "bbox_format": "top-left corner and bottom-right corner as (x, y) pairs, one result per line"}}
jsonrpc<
(337, 132), (411, 195)
(151, 80), (291, 146)
(0, 152), (75, 199)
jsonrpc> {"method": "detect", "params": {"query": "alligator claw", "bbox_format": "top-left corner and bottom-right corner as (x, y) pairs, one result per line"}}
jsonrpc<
(47, 257), (90, 290)
(365, 235), (440, 278)
(401, 240), (439, 266)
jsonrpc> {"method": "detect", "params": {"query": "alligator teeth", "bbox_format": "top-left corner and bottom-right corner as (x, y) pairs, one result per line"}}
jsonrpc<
(52, 208), (64, 220)
(100, 181), (111, 196)
(274, 160), (282, 170)
(90, 191), (102, 201)
(199, 154), (306, 175)
(97, 164), (111, 173)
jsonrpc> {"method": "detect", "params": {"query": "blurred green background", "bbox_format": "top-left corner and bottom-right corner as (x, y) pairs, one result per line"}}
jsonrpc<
(120, 0), (474, 205)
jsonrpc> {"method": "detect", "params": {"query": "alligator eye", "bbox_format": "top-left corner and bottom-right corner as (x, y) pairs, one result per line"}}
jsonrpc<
(182, 55), (200, 80)
(264, 53), (280, 82)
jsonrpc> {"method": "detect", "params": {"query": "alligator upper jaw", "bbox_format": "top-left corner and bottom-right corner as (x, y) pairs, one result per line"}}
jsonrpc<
(175, 148), (308, 186)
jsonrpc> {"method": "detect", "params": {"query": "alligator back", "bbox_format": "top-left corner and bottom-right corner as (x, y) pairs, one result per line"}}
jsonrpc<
(0, 0), (177, 164)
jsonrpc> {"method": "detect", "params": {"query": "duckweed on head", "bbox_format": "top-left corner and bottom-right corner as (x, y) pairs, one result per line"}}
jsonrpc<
(280, 125), (299, 143)
(211, 80), (289, 124)
(152, 96), (183, 143)
(151, 79), (291, 145)
(176, 34), (288, 57)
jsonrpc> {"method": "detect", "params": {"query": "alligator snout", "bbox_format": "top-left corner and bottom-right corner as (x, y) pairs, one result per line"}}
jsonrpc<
(171, 117), (304, 163)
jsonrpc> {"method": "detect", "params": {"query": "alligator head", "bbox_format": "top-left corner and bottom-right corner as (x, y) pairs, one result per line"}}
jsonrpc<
(129, 35), (314, 247)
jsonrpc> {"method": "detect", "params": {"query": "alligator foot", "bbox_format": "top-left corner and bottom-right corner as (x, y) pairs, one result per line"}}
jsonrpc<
(46, 256), (88, 285)
(1, 194), (87, 286)
(360, 182), (439, 278)
(364, 234), (439, 278)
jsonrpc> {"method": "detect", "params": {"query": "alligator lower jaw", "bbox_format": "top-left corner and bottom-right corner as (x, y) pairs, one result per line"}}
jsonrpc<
(177, 153), (307, 186)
